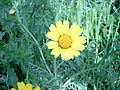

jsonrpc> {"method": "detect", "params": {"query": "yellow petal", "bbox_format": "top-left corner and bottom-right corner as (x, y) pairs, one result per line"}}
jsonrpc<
(71, 43), (85, 51)
(46, 41), (58, 49)
(61, 49), (66, 60)
(56, 21), (64, 35)
(60, 49), (73, 60)
(63, 20), (69, 33)
(17, 82), (25, 90)
(25, 83), (32, 90)
(69, 48), (80, 57)
(49, 24), (57, 32)
(71, 36), (86, 51)
(64, 49), (74, 60)
(67, 23), (83, 36)
(51, 47), (61, 58)
(34, 86), (40, 90)
(46, 31), (59, 41)
(72, 36), (86, 44)
(11, 88), (17, 90)
(79, 36), (86, 44)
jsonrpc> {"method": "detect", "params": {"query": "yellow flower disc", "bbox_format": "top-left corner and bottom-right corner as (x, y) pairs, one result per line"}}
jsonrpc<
(58, 35), (72, 49)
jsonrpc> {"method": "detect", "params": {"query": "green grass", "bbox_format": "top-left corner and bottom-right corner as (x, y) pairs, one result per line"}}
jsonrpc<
(0, 0), (120, 90)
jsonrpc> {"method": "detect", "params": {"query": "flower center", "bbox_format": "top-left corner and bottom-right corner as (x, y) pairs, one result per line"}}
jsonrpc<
(58, 35), (72, 49)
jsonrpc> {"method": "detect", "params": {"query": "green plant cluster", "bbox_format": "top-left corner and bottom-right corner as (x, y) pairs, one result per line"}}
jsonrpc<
(0, 0), (120, 90)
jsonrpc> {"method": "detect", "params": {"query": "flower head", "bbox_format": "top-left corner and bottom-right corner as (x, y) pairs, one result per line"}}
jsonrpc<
(11, 82), (40, 90)
(46, 20), (86, 60)
(9, 9), (15, 14)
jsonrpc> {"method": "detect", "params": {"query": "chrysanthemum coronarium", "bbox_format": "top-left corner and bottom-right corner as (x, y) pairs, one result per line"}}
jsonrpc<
(46, 20), (86, 60)
(11, 82), (40, 90)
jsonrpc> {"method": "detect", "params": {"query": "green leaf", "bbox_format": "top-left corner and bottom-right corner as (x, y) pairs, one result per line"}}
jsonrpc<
(6, 68), (18, 87)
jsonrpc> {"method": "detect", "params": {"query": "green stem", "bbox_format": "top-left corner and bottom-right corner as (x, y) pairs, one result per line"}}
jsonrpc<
(14, 3), (53, 77)
(63, 62), (110, 87)
(53, 58), (57, 78)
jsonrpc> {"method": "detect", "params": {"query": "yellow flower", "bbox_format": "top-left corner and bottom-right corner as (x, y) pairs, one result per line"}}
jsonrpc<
(46, 20), (86, 60)
(11, 82), (40, 90)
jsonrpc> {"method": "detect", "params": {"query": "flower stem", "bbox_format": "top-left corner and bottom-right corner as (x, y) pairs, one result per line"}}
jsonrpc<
(14, 3), (53, 77)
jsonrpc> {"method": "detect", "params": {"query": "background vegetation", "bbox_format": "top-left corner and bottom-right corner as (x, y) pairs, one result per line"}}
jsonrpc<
(0, 0), (120, 90)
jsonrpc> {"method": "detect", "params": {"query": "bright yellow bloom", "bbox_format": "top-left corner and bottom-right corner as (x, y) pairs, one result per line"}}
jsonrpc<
(46, 20), (86, 60)
(11, 82), (40, 90)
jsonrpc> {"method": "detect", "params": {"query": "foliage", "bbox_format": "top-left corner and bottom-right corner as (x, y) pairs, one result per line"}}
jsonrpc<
(0, 0), (120, 90)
